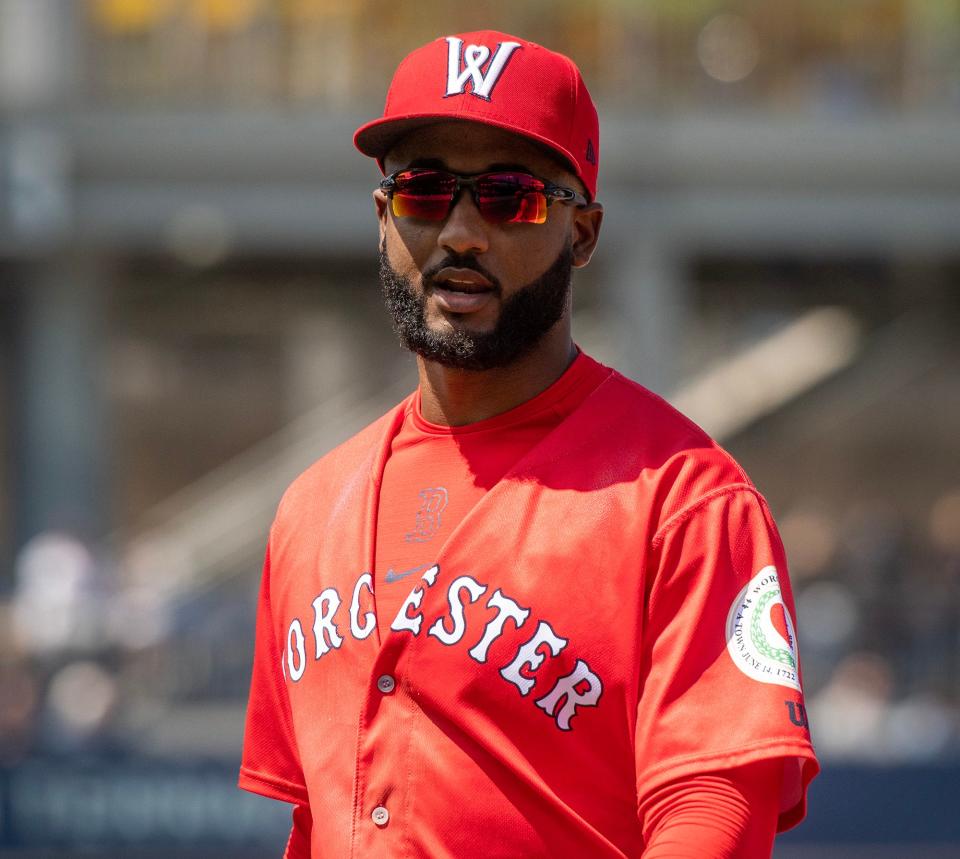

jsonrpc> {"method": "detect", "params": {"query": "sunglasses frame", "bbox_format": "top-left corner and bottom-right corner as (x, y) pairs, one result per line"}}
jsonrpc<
(379, 168), (588, 224)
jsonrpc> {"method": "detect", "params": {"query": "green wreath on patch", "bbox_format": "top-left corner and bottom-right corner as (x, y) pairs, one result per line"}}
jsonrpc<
(750, 589), (796, 669)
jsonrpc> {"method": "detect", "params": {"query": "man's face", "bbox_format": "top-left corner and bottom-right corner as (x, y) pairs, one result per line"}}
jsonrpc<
(375, 122), (594, 371)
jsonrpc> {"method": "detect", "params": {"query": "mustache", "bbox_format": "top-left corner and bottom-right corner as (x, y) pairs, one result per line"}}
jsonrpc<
(421, 254), (501, 293)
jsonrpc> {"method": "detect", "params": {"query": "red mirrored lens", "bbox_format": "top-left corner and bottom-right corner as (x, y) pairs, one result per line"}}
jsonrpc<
(389, 170), (549, 224)
(476, 173), (547, 224)
(391, 171), (457, 220)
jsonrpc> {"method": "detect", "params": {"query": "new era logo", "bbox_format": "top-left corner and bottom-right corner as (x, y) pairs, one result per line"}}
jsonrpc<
(585, 139), (596, 166)
(445, 36), (522, 100)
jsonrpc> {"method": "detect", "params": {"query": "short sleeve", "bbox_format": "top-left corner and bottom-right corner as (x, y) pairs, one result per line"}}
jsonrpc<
(635, 486), (819, 832)
(239, 543), (310, 805)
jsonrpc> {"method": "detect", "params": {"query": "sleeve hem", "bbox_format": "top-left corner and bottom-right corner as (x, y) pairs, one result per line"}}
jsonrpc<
(238, 765), (310, 806)
(636, 740), (820, 833)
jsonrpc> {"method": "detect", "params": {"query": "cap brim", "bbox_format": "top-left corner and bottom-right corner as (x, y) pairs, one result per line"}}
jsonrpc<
(354, 113), (584, 189)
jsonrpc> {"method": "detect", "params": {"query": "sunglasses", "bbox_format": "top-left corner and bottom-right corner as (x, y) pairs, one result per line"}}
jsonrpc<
(379, 168), (588, 225)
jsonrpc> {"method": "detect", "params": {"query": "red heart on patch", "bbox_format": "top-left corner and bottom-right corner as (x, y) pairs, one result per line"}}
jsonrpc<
(770, 602), (793, 649)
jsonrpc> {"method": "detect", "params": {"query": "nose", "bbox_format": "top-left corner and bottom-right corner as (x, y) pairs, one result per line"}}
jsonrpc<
(437, 188), (490, 256)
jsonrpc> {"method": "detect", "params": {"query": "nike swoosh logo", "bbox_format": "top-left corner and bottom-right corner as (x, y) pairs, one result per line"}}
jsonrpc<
(384, 564), (429, 584)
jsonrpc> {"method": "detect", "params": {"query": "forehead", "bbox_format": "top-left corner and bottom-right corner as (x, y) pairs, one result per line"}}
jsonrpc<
(383, 121), (576, 182)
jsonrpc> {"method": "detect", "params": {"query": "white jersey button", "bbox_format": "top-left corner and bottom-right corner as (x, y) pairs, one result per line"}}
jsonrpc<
(371, 805), (390, 827)
(376, 674), (396, 694)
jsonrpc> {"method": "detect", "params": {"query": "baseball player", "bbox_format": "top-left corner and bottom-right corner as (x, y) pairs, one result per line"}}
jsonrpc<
(239, 31), (818, 858)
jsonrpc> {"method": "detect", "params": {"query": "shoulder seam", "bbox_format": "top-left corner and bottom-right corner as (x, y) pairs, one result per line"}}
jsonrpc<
(651, 483), (763, 550)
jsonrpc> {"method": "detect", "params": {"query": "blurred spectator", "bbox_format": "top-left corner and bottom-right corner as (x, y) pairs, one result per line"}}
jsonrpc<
(809, 651), (957, 763)
(808, 651), (895, 761)
(0, 603), (41, 765)
(12, 531), (103, 656)
(42, 659), (119, 753)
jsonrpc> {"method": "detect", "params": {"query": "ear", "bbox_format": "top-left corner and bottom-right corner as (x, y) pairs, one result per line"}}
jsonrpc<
(374, 188), (391, 243)
(570, 202), (603, 269)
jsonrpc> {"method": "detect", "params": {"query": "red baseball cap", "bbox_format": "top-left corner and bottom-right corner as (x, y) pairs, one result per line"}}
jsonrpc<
(354, 31), (600, 200)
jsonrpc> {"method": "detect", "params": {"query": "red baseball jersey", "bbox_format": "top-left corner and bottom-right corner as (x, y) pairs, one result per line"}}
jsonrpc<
(239, 353), (819, 858)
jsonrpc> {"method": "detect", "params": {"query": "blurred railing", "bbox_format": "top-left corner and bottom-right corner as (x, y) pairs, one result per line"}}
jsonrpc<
(78, 0), (960, 114)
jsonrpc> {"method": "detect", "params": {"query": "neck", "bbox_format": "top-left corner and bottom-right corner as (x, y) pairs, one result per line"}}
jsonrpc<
(416, 331), (577, 426)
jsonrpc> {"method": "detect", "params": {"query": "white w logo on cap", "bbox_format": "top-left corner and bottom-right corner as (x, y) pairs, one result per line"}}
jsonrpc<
(445, 37), (522, 100)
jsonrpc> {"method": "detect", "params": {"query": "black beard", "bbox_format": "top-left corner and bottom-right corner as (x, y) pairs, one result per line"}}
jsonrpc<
(378, 243), (573, 371)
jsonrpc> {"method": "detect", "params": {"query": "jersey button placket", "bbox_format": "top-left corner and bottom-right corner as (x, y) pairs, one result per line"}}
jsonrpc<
(355, 642), (410, 853)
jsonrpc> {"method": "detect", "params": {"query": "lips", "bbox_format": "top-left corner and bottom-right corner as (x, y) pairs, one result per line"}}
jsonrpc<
(433, 267), (495, 294)
(430, 267), (496, 314)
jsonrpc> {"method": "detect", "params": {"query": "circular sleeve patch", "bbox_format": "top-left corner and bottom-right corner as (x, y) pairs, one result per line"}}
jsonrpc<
(725, 566), (801, 691)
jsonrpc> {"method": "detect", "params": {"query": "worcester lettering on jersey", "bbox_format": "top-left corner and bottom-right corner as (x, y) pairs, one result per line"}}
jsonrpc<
(281, 564), (603, 732)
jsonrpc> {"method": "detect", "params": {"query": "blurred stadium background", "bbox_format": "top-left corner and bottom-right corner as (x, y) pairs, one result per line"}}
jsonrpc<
(1, 1), (959, 856)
